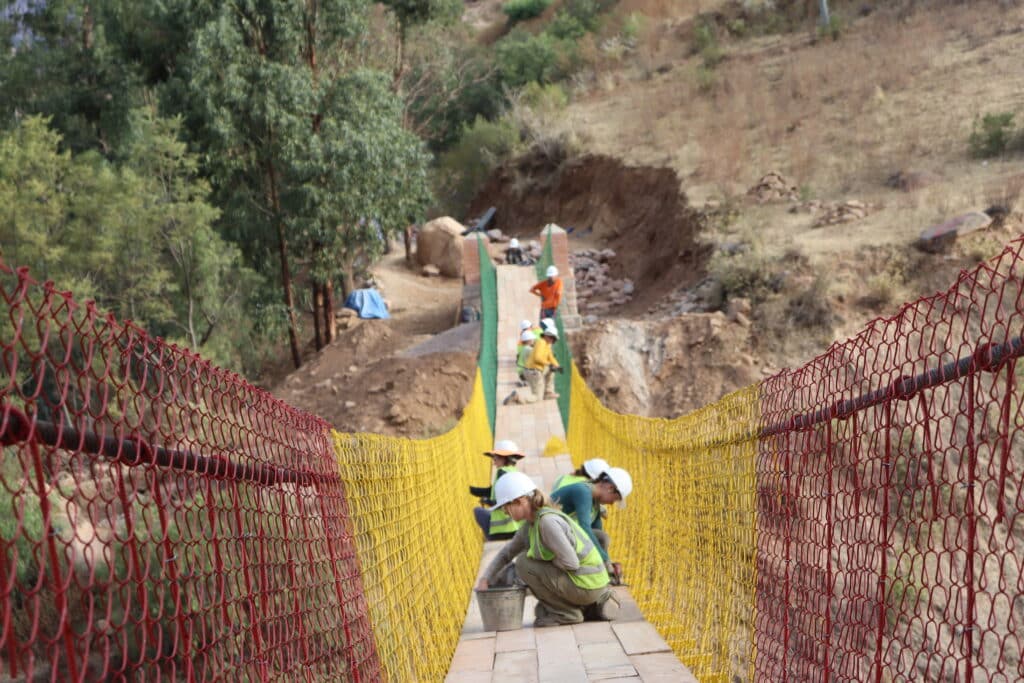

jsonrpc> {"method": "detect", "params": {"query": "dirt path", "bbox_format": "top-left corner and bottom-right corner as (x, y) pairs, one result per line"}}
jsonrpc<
(372, 243), (464, 338)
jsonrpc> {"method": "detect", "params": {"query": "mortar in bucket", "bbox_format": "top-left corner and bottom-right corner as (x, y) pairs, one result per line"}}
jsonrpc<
(476, 586), (526, 631)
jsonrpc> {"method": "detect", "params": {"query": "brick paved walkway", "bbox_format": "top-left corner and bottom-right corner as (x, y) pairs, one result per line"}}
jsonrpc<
(445, 265), (696, 682)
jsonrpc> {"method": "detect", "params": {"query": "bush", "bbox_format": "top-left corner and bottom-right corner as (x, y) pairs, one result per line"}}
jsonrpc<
(502, 0), (552, 23)
(968, 112), (1020, 158)
(817, 14), (843, 41)
(496, 28), (578, 88)
(435, 116), (521, 216)
(694, 21), (723, 68)
(548, 9), (588, 40)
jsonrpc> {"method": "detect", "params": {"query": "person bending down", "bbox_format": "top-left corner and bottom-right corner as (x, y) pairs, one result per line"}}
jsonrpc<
(475, 472), (620, 627)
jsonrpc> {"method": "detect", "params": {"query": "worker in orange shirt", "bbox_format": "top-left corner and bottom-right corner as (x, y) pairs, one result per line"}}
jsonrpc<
(530, 265), (564, 320)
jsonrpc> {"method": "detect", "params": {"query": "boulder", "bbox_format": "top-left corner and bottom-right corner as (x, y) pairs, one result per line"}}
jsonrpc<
(917, 211), (993, 253)
(421, 264), (441, 277)
(416, 217), (466, 277)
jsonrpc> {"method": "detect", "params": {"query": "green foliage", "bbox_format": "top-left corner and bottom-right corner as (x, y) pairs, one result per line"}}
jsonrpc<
(520, 82), (569, 110)
(0, 114), (267, 371)
(496, 28), (578, 88)
(435, 116), (521, 217)
(968, 112), (1021, 158)
(694, 21), (724, 68)
(621, 13), (644, 45)
(696, 65), (718, 94)
(548, 10), (589, 40)
(382, 0), (463, 32)
(502, 0), (553, 23)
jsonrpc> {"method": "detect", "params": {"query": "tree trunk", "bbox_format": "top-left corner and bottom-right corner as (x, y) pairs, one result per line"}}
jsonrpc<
(818, 0), (830, 25)
(267, 161), (302, 369)
(404, 224), (414, 264)
(313, 282), (324, 351)
(393, 24), (406, 91)
(341, 260), (356, 300)
(324, 279), (336, 343)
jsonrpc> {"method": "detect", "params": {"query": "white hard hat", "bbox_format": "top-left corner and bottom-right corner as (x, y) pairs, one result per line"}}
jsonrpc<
(520, 330), (535, 343)
(542, 326), (558, 340)
(519, 319), (533, 331)
(540, 317), (556, 332)
(582, 458), (610, 479)
(493, 471), (538, 509)
(604, 467), (633, 508)
(510, 238), (520, 248)
(546, 265), (559, 278)
(488, 439), (523, 457)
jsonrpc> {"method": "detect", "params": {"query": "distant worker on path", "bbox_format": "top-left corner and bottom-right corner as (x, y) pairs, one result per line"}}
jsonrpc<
(469, 441), (527, 540)
(506, 238), (525, 265)
(516, 329), (535, 385)
(530, 265), (564, 320)
(475, 472), (620, 627)
(552, 467), (633, 585)
(504, 326), (562, 405)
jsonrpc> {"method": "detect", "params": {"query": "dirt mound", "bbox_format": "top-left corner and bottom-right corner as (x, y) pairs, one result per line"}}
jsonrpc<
(571, 313), (763, 418)
(273, 319), (476, 436)
(468, 153), (708, 310)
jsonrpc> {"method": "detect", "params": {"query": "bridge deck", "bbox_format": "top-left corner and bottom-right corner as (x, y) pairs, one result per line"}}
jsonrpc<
(446, 265), (696, 682)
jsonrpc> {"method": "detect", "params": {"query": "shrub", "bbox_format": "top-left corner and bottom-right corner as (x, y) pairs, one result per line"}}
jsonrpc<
(787, 277), (835, 329)
(708, 239), (774, 300)
(502, 0), (552, 23)
(435, 116), (521, 216)
(694, 21), (723, 68)
(817, 13), (844, 41)
(696, 65), (718, 94)
(549, 10), (588, 40)
(968, 112), (1019, 158)
(496, 28), (582, 89)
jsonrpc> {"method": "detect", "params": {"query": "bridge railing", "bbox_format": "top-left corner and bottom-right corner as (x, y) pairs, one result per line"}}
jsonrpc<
(567, 235), (1024, 682)
(0, 261), (493, 681)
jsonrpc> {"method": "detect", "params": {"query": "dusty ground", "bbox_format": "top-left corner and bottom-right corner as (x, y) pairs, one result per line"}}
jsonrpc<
(271, 246), (476, 436)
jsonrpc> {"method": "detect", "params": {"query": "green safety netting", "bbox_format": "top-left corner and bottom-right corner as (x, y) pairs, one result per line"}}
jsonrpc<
(477, 235), (498, 434)
(535, 229), (571, 430)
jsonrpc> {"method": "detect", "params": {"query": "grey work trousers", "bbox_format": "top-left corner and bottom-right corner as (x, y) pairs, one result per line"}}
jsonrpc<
(515, 368), (555, 404)
(514, 554), (610, 625)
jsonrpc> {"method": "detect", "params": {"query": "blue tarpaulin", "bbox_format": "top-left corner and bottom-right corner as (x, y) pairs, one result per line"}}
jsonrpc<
(343, 289), (390, 319)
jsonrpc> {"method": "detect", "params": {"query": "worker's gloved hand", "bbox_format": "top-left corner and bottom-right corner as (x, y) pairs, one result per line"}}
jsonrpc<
(553, 366), (565, 374)
(608, 562), (623, 585)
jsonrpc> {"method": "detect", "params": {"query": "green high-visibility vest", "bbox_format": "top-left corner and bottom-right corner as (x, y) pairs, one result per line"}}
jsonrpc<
(527, 508), (609, 590)
(489, 466), (523, 535)
(551, 473), (588, 493)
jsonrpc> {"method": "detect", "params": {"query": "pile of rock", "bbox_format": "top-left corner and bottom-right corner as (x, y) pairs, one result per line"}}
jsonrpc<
(571, 248), (634, 319)
(811, 200), (873, 228)
(747, 171), (800, 203)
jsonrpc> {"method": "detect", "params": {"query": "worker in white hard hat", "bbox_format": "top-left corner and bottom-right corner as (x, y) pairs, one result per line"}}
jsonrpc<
(515, 329), (535, 385)
(551, 457), (610, 493)
(505, 238), (524, 265)
(529, 264), (563, 320)
(469, 440), (527, 540)
(475, 471), (620, 627)
(551, 466), (633, 585)
(503, 326), (562, 405)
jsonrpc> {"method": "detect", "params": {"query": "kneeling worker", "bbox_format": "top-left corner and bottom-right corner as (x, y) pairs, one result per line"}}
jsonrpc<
(469, 440), (526, 540)
(475, 471), (619, 627)
(504, 326), (561, 405)
(552, 467), (632, 584)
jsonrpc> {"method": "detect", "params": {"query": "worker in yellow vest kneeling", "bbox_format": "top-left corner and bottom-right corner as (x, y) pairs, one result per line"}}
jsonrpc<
(470, 440), (526, 540)
(475, 472), (620, 627)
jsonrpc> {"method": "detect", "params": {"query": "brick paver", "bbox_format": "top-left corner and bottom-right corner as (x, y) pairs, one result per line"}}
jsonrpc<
(446, 264), (693, 682)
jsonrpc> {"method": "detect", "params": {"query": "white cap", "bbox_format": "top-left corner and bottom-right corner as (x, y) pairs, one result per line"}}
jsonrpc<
(520, 330), (535, 343)
(604, 467), (633, 508)
(582, 458), (610, 479)
(510, 238), (520, 248)
(493, 471), (538, 509)
(519, 319), (533, 331)
(546, 265), (559, 278)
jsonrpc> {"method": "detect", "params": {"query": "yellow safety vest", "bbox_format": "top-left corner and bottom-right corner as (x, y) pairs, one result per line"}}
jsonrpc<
(489, 466), (523, 535)
(527, 508), (609, 590)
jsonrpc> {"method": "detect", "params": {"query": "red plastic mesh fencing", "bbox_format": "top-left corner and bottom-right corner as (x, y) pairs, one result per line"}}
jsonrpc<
(755, 237), (1024, 682)
(0, 263), (380, 681)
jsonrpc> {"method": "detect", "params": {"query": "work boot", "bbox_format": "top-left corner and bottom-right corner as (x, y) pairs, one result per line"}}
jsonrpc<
(533, 603), (562, 628)
(503, 391), (517, 406)
(596, 594), (620, 622)
(544, 392), (560, 400)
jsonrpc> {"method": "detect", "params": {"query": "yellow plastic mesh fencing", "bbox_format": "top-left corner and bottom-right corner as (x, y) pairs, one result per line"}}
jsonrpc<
(332, 370), (493, 682)
(566, 364), (760, 683)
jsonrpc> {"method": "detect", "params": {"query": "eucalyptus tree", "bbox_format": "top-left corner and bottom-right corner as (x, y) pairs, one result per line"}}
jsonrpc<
(185, 1), (432, 362)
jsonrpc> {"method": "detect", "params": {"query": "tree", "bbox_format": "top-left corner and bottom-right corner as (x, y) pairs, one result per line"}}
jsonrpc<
(184, 1), (432, 362)
(380, 0), (462, 87)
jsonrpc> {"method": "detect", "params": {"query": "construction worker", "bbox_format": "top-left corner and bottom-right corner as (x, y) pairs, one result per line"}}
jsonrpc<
(552, 467), (632, 584)
(469, 440), (527, 540)
(530, 265), (564, 320)
(516, 330), (535, 384)
(503, 327), (562, 405)
(551, 457), (610, 493)
(475, 471), (620, 627)
(506, 238), (524, 265)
